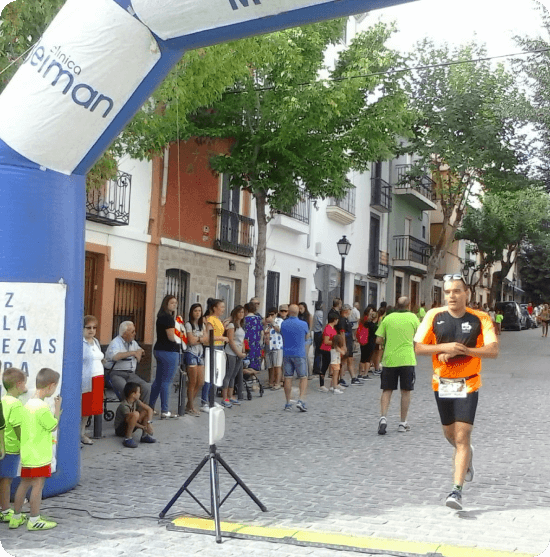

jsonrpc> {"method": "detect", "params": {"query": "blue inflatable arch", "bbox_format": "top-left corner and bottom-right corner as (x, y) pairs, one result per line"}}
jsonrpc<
(0, 0), (413, 496)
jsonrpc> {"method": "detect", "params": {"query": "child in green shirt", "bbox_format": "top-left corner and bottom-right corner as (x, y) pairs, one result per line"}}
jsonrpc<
(0, 367), (27, 523)
(10, 368), (62, 531)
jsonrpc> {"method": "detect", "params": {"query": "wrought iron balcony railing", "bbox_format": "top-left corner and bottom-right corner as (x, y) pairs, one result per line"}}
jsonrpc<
(86, 171), (131, 226)
(370, 177), (392, 212)
(328, 187), (356, 216)
(279, 196), (310, 224)
(394, 164), (436, 201)
(214, 209), (255, 257)
(394, 235), (432, 266)
(369, 250), (389, 278)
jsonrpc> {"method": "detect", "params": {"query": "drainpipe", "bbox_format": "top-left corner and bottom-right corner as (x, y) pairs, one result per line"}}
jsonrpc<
(161, 145), (169, 206)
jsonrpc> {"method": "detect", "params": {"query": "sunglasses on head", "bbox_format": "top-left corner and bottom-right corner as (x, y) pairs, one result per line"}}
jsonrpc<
(443, 274), (464, 282)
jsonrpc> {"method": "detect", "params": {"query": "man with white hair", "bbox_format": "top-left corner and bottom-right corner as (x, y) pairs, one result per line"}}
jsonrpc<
(105, 321), (151, 403)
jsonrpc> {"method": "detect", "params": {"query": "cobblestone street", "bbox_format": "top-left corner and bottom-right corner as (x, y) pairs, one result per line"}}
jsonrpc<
(1, 328), (549, 557)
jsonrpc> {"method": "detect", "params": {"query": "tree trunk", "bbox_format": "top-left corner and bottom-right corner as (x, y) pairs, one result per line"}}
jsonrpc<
(253, 191), (268, 310)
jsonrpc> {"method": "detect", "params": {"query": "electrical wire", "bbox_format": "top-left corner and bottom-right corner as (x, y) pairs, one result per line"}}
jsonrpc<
(225, 47), (550, 94)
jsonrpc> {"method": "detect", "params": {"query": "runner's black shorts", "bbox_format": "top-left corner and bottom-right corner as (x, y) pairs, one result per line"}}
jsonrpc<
(380, 366), (415, 391)
(360, 344), (375, 364)
(434, 389), (479, 426)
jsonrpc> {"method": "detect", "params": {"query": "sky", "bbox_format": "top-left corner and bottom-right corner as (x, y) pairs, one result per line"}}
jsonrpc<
(363, 0), (547, 61)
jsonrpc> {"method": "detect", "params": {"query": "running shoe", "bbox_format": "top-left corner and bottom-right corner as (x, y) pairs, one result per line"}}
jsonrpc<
(200, 404), (210, 413)
(140, 434), (157, 443)
(296, 400), (308, 412)
(229, 399), (241, 405)
(378, 417), (387, 435)
(329, 387), (344, 394)
(9, 514), (27, 529)
(318, 386), (329, 393)
(351, 378), (363, 385)
(284, 403), (293, 411)
(123, 438), (138, 448)
(339, 379), (350, 388)
(465, 445), (475, 482)
(445, 490), (463, 510)
(0, 509), (14, 523)
(160, 411), (178, 419)
(398, 422), (411, 433)
(27, 516), (58, 531)
(221, 399), (232, 408)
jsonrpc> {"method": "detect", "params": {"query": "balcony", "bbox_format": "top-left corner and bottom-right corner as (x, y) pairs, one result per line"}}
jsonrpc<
(272, 196), (310, 234)
(369, 250), (389, 279)
(326, 188), (356, 225)
(370, 177), (392, 213)
(86, 171), (131, 226)
(393, 164), (437, 211)
(214, 209), (255, 257)
(393, 235), (432, 273)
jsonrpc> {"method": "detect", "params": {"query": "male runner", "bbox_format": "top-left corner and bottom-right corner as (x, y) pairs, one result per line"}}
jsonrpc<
(414, 275), (498, 510)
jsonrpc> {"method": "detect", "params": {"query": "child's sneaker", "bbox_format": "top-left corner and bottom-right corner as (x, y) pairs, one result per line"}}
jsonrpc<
(27, 516), (57, 531)
(123, 438), (138, 448)
(9, 514), (27, 529)
(0, 509), (14, 522)
(140, 434), (157, 443)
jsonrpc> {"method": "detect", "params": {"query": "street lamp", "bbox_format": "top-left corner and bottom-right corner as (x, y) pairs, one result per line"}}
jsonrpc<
(337, 235), (352, 302)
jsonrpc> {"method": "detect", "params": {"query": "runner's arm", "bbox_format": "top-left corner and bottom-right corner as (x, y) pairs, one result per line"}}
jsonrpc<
(462, 342), (499, 359)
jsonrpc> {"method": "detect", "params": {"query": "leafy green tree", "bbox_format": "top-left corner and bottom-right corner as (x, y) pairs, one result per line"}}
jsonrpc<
(157, 20), (413, 303)
(457, 187), (550, 303)
(402, 40), (532, 304)
(518, 241), (550, 303)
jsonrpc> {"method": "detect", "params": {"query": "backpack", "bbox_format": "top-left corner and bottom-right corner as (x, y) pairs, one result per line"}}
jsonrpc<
(356, 322), (369, 345)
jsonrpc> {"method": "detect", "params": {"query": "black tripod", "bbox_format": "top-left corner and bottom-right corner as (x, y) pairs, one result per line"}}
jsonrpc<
(160, 330), (267, 543)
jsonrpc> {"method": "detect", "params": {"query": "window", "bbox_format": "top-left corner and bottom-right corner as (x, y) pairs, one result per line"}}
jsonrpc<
(290, 277), (301, 306)
(112, 279), (146, 342)
(165, 269), (189, 318)
(395, 276), (403, 302)
(216, 277), (235, 320)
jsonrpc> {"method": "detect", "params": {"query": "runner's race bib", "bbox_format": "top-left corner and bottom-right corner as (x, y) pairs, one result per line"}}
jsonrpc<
(438, 377), (467, 398)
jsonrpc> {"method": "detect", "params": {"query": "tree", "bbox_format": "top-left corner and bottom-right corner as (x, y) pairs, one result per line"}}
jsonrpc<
(162, 20), (413, 304)
(402, 40), (532, 304)
(518, 241), (550, 303)
(457, 187), (550, 304)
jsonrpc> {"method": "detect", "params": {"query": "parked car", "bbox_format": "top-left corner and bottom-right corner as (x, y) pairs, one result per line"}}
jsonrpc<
(495, 301), (527, 331)
(520, 304), (538, 328)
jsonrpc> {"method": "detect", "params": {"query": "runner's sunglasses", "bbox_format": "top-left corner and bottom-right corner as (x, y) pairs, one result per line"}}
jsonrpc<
(443, 273), (464, 281)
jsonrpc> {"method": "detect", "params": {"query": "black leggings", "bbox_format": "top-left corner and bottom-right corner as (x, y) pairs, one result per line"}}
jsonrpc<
(319, 350), (331, 387)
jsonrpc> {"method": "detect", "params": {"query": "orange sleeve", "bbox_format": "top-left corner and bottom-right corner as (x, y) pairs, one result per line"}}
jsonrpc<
(414, 308), (440, 344)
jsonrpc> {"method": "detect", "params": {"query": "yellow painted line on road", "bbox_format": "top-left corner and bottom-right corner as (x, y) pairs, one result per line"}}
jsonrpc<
(170, 516), (536, 557)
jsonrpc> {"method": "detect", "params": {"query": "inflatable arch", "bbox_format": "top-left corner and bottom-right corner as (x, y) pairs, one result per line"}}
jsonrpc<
(0, 0), (411, 496)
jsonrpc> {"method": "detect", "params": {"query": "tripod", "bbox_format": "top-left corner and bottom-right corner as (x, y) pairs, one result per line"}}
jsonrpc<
(160, 330), (267, 543)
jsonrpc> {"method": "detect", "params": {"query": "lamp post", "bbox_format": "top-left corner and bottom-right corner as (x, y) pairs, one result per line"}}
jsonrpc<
(512, 277), (516, 302)
(337, 235), (352, 303)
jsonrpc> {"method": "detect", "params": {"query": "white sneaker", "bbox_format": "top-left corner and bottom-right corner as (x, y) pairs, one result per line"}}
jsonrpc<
(318, 386), (329, 393)
(329, 387), (344, 394)
(398, 422), (410, 432)
(200, 404), (210, 413)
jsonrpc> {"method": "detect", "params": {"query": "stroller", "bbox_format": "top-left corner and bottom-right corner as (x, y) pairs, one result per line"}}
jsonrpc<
(242, 357), (264, 400)
(102, 362), (123, 422)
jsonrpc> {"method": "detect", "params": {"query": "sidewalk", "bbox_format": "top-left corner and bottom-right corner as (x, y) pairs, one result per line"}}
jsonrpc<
(1, 329), (550, 557)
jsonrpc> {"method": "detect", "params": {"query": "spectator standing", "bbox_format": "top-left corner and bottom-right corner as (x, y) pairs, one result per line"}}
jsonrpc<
(319, 313), (339, 393)
(105, 321), (150, 405)
(201, 298), (228, 413)
(312, 301), (324, 374)
(265, 306), (284, 390)
(356, 309), (374, 380)
(184, 303), (206, 416)
(371, 306), (386, 375)
(538, 304), (549, 337)
(338, 305), (361, 386)
(329, 334), (347, 394)
(417, 302), (427, 322)
(414, 276), (498, 510)
(298, 302), (313, 377)
(280, 304), (310, 412)
(375, 297), (419, 435)
(81, 315), (104, 445)
(244, 302), (263, 372)
(222, 305), (247, 408)
(328, 297), (342, 322)
(150, 295), (180, 419)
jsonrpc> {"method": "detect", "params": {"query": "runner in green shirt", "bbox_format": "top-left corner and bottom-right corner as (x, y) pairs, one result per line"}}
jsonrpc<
(375, 297), (420, 435)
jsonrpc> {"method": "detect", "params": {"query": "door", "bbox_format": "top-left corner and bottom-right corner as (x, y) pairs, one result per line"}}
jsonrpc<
(216, 277), (235, 320)
(395, 275), (403, 303)
(290, 277), (301, 305)
(369, 214), (380, 275)
(354, 284), (365, 311)
(410, 279), (419, 310)
(266, 271), (280, 312)
(368, 282), (378, 308)
(165, 268), (189, 318)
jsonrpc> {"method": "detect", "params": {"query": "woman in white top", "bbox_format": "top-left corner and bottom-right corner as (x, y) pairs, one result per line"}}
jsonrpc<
(184, 303), (207, 416)
(222, 305), (246, 408)
(81, 315), (105, 445)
